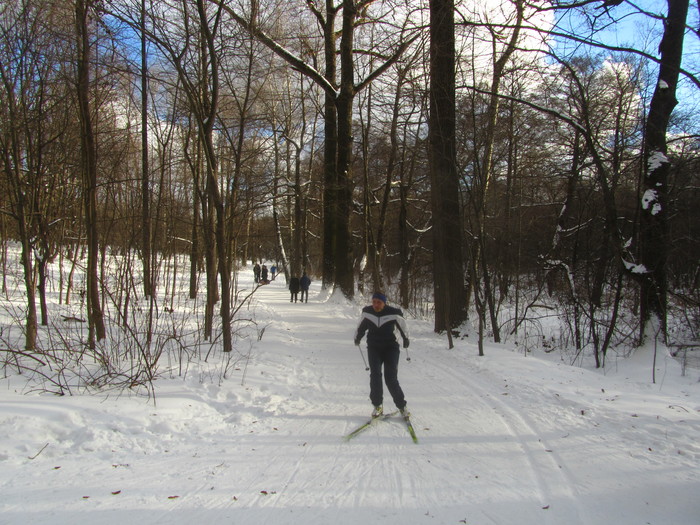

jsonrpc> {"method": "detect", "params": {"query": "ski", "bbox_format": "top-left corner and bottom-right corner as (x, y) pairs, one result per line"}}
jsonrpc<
(343, 411), (397, 441)
(402, 414), (419, 444)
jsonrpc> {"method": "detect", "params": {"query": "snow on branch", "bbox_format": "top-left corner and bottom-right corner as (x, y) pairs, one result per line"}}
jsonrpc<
(213, 1), (338, 97)
(622, 259), (649, 275)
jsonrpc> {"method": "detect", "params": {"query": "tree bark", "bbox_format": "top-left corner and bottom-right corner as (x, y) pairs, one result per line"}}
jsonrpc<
(477, 0), (524, 343)
(320, 1), (339, 289)
(429, 0), (467, 335)
(333, 0), (357, 298)
(195, 0), (233, 353)
(639, 0), (689, 342)
(141, 0), (152, 299)
(75, 0), (105, 346)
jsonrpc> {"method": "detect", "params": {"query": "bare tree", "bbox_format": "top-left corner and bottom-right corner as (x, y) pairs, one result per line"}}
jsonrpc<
(265, 68), (318, 278)
(0, 1), (41, 349)
(136, 0), (234, 352)
(430, 0), (468, 339)
(462, 0), (526, 347)
(140, 0), (153, 298)
(216, 0), (416, 297)
(544, 0), (698, 349)
(638, 0), (690, 344)
(75, 0), (106, 346)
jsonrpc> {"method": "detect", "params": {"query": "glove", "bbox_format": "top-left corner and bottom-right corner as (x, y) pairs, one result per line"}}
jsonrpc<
(403, 338), (410, 349)
(354, 337), (361, 346)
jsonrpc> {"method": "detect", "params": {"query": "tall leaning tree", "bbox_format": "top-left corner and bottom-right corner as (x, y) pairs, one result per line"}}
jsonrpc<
(429, 0), (468, 340)
(638, 0), (690, 344)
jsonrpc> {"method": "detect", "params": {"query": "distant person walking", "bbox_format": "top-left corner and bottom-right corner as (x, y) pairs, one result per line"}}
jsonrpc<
(299, 272), (311, 303)
(354, 292), (410, 417)
(253, 263), (261, 283)
(289, 276), (300, 303)
(261, 265), (269, 283)
(270, 265), (277, 280)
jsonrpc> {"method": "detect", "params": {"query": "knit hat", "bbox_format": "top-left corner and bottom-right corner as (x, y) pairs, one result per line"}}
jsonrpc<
(371, 292), (387, 304)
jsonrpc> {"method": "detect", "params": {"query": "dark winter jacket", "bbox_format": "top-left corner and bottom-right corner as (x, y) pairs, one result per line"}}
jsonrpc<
(289, 277), (301, 293)
(300, 274), (311, 290)
(354, 305), (409, 349)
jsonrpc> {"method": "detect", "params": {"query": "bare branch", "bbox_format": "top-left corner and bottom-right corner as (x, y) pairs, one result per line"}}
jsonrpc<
(211, 0), (339, 97)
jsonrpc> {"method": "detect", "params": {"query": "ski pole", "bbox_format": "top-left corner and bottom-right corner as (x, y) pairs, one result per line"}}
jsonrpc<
(402, 337), (411, 362)
(356, 343), (370, 371)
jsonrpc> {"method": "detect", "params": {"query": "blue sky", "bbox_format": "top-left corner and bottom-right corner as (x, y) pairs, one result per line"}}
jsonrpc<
(553, 0), (699, 130)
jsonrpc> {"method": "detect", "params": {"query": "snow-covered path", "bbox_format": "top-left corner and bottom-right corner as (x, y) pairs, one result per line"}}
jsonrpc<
(1, 275), (699, 524)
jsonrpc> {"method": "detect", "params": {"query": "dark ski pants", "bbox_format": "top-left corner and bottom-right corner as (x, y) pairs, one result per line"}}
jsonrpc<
(368, 343), (406, 409)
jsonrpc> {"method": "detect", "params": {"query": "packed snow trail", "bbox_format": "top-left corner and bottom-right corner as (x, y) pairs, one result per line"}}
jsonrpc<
(1, 272), (699, 524)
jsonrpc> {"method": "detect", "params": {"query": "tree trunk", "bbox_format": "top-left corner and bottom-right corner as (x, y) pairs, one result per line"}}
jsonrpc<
(187, 128), (201, 300)
(0, 44), (38, 348)
(374, 69), (407, 293)
(141, 0), (152, 298)
(477, 0), (524, 344)
(195, 0), (232, 354)
(271, 135), (290, 277)
(639, 0), (689, 343)
(292, 140), (304, 277)
(333, 0), (357, 298)
(321, 3), (338, 289)
(219, 0), (412, 297)
(429, 0), (467, 334)
(398, 175), (410, 309)
(360, 84), (378, 293)
(16, 200), (38, 350)
(75, 0), (105, 346)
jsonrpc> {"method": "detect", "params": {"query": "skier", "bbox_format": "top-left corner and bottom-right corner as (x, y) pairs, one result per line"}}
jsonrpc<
(299, 272), (311, 303)
(354, 292), (410, 418)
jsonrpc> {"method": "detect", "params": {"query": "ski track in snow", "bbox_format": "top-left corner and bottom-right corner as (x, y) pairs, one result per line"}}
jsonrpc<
(421, 354), (589, 525)
(195, 281), (697, 524)
(1, 275), (699, 524)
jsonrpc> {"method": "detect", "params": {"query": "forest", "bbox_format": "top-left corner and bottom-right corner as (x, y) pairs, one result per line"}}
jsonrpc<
(0, 0), (698, 391)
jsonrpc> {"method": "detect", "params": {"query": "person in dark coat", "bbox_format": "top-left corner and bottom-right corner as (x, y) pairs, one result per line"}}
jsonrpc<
(261, 264), (269, 283)
(299, 272), (311, 303)
(354, 292), (410, 417)
(253, 263), (261, 283)
(289, 276), (301, 302)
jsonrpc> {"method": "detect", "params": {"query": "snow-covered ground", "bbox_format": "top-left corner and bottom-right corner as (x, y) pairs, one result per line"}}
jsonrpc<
(1, 271), (699, 524)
